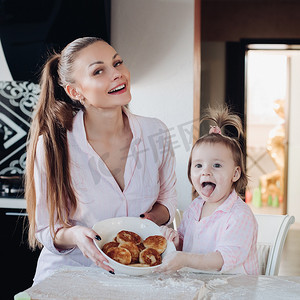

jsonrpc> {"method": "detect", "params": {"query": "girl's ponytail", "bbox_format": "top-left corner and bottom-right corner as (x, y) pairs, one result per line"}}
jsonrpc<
(200, 106), (244, 139)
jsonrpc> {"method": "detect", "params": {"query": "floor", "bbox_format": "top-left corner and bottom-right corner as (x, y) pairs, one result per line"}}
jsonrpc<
(279, 222), (300, 276)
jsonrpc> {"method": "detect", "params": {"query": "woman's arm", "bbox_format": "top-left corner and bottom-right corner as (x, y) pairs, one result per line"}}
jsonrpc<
(141, 120), (177, 225)
(141, 203), (170, 225)
(34, 138), (114, 273)
(54, 225), (114, 273)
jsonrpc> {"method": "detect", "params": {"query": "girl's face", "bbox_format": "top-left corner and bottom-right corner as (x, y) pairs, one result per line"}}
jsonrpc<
(71, 41), (131, 109)
(190, 142), (241, 204)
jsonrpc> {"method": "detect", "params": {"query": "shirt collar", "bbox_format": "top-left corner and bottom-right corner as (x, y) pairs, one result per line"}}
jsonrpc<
(122, 106), (142, 146)
(215, 189), (238, 213)
(195, 189), (238, 215)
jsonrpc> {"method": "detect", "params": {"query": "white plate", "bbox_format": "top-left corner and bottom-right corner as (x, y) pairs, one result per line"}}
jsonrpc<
(92, 217), (176, 276)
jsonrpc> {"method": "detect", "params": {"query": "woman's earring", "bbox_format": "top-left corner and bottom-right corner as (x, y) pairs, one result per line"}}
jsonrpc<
(79, 98), (85, 106)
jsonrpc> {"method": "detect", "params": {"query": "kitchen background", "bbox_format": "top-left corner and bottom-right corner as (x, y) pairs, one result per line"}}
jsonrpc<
(1, 0), (300, 298)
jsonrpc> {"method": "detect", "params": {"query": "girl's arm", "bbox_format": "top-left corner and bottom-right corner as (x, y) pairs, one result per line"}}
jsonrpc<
(157, 250), (224, 274)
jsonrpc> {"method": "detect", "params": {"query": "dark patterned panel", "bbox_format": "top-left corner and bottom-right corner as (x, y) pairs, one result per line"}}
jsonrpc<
(0, 81), (39, 175)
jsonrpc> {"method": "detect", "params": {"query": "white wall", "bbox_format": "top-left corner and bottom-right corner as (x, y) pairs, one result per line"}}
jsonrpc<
(0, 39), (13, 81)
(287, 54), (300, 222)
(111, 0), (194, 210)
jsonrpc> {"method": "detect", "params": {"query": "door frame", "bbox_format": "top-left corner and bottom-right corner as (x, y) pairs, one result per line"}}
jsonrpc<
(226, 38), (300, 213)
(193, 0), (201, 143)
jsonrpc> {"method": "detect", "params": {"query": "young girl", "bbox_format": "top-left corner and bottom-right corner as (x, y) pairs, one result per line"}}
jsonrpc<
(159, 107), (258, 275)
(26, 37), (177, 284)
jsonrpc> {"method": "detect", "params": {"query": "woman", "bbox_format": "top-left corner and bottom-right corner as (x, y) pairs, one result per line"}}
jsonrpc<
(26, 37), (177, 284)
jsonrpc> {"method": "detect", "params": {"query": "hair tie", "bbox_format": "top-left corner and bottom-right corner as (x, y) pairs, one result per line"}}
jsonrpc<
(209, 125), (221, 135)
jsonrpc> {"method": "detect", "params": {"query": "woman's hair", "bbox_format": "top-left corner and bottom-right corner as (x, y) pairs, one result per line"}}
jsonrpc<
(26, 37), (104, 249)
(187, 106), (248, 199)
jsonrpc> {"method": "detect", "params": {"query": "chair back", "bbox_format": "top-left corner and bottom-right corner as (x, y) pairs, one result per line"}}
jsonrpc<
(172, 208), (182, 231)
(255, 214), (295, 275)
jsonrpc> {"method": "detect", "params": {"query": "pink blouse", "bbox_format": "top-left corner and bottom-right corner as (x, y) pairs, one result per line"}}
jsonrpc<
(33, 108), (177, 284)
(178, 190), (259, 275)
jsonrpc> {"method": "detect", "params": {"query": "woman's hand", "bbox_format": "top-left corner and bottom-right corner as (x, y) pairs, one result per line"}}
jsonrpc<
(55, 225), (114, 274)
(160, 225), (180, 248)
(140, 203), (170, 225)
(156, 251), (186, 274)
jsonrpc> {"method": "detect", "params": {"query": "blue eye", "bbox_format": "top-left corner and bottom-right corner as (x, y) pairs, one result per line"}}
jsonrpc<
(195, 163), (202, 168)
(213, 163), (222, 168)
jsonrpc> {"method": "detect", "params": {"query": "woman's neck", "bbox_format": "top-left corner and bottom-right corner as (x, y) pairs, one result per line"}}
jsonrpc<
(83, 106), (127, 141)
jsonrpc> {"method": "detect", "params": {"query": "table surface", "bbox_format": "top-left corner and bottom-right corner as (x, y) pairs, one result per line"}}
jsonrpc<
(22, 266), (300, 300)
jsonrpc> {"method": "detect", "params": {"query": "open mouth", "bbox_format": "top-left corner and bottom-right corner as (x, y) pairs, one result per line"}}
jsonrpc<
(108, 84), (126, 94)
(201, 182), (216, 197)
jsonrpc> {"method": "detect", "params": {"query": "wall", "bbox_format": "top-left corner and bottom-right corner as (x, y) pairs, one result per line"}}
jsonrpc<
(202, 0), (300, 42)
(111, 0), (194, 210)
(288, 54), (300, 221)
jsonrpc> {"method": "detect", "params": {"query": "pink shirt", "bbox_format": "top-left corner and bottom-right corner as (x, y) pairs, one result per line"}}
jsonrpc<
(33, 108), (177, 284)
(178, 190), (259, 275)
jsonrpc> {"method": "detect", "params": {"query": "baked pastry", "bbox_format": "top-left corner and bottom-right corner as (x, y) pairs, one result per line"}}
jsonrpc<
(119, 242), (140, 263)
(104, 231), (166, 267)
(106, 247), (132, 265)
(139, 248), (162, 266)
(137, 243), (146, 252)
(102, 242), (119, 255)
(143, 235), (167, 254)
(116, 230), (142, 245)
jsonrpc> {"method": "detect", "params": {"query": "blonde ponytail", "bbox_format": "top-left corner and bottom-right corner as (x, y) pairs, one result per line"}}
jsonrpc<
(26, 37), (103, 249)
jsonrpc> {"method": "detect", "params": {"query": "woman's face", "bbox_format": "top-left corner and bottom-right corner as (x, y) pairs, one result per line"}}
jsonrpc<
(190, 142), (241, 204)
(71, 41), (131, 109)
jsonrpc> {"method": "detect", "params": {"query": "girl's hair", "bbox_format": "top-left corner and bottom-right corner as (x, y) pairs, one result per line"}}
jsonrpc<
(26, 37), (104, 249)
(187, 106), (248, 199)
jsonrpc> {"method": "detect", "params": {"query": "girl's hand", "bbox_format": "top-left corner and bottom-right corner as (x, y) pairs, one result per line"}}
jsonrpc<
(160, 225), (180, 248)
(156, 251), (186, 274)
(56, 225), (114, 274)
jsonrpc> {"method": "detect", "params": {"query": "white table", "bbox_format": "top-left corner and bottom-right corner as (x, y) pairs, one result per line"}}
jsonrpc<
(21, 267), (300, 300)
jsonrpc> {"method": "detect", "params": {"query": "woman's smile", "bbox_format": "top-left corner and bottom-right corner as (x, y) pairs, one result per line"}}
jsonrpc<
(108, 83), (127, 95)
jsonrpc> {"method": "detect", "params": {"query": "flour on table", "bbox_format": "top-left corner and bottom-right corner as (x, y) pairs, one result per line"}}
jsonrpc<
(28, 267), (205, 299)
(193, 277), (228, 300)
